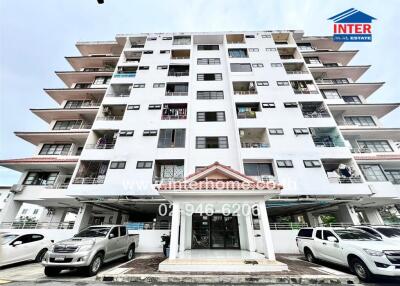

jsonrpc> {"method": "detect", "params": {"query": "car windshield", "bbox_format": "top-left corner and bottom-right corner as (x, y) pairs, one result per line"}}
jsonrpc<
(375, 227), (400, 238)
(75, 227), (111, 237)
(335, 229), (380, 240)
(1, 234), (19, 244)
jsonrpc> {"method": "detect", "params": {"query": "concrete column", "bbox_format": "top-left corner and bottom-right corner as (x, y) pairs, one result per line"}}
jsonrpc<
(237, 213), (248, 250)
(179, 211), (186, 253)
(245, 212), (256, 252)
(364, 208), (384, 225)
(169, 202), (181, 259)
(0, 194), (23, 223)
(337, 204), (360, 225)
(258, 200), (275, 260)
(73, 204), (93, 232)
(184, 214), (192, 249)
(305, 212), (318, 227)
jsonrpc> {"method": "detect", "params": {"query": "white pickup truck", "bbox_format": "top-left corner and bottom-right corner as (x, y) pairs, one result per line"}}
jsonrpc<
(296, 227), (400, 281)
(42, 225), (139, 276)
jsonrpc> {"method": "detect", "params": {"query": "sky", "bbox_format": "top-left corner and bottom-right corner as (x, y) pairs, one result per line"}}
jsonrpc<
(0, 0), (399, 185)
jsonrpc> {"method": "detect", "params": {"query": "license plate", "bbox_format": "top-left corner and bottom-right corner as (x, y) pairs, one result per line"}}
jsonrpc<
(54, 256), (65, 261)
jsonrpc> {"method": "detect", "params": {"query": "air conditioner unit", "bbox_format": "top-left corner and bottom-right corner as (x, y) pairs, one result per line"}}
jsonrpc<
(10, 184), (24, 193)
(260, 175), (274, 182)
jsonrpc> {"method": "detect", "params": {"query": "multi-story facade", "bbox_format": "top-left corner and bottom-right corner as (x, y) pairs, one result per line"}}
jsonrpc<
(1, 30), (399, 242)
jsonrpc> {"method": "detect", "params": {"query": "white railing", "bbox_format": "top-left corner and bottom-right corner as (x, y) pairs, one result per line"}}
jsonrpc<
(314, 141), (344, 147)
(71, 123), (93, 130)
(64, 102), (100, 109)
(96, 116), (124, 121)
(85, 143), (116, 150)
(328, 177), (363, 184)
(0, 221), (75, 230)
(171, 56), (190, 60)
(286, 71), (309, 74)
(161, 114), (187, 120)
(168, 71), (189, 77)
(234, 90), (258, 95)
(350, 148), (373, 153)
(292, 89), (319, 94)
(303, 111), (330, 118)
(153, 177), (184, 184)
(45, 182), (69, 189)
(269, 223), (309, 230)
(73, 177), (105, 184)
(241, 142), (270, 148)
(165, 91), (188, 96)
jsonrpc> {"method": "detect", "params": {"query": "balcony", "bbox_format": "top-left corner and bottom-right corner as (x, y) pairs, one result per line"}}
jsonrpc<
(236, 102), (261, 119)
(168, 65), (189, 77)
(162, 103), (187, 120)
(165, 83), (188, 96)
(85, 130), (118, 149)
(239, 128), (270, 148)
(283, 63), (309, 74)
(243, 162), (276, 182)
(129, 36), (146, 48)
(300, 102), (330, 118)
(315, 78), (350, 85)
(228, 48), (248, 58)
(63, 100), (100, 109)
(114, 66), (137, 78)
(171, 49), (190, 60)
(310, 127), (345, 147)
(277, 47), (300, 60)
(153, 160), (184, 184)
(107, 84), (132, 97)
(233, 81), (257, 95)
(297, 43), (316, 51)
(290, 81), (319, 94)
(226, 34), (245, 44)
(73, 160), (109, 184)
(56, 71), (113, 88)
(97, 105), (126, 121)
(66, 55), (118, 71)
(310, 65), (370, 82)
(322, 159), (363, 184)
(173, 36), (191, 45)
(123, 51), (142, 64)
(45, 175), (72, 189)
(31, 108), (98, 124)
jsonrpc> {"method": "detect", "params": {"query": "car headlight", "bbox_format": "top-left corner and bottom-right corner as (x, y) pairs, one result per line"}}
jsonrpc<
(78, 244), (94, 252)
(363, 248), (384, 256)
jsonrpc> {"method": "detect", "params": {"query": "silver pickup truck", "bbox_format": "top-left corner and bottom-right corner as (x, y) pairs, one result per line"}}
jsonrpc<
(42, 225), (139, 276)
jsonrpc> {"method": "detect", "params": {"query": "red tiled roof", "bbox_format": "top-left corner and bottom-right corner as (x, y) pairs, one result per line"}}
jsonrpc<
(158, 181), (283, 191)
(354, 154), (400, 161)
(0, 157), (78, 164)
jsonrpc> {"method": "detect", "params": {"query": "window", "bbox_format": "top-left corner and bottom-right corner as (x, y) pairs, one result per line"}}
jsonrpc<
(359, 164), (388, 182)
(269, 128), (284, 135)
(248, 48), (259, 52)
(148, 104), (162, 110)
(196, 136), (228, 149)
(143, 130), (157, 136)
(133, 84), (145, 88)
(153, 83), (165, 88)
(271, 63), (282, 67)
(120, 226), (127, 236)
(64, 100), (92, 109)
(53, 120), (82, 130)
(136, 161), (153, 169)
(197, 58), (221, 65)
(262, 102), (275, 108)
(93, 76), (111, 85)
(197, 91), (224, 100)
(162, 36), (172, 40)
(33, 209), (39, 215)
(119, 130), (134, 137)
(252, 63), (264, 68)
(297, 228), (313, 238)
(343, 96), (362, 104)
(344, 116), (376, 126)
(147, 37), (157, 41)
(276, 160), (294, 168)
(173, 36), (191, 45)
(228, 48), (248, 58)
(158, 129), (186, 148)
(284, 102), (298, 108)
(159, 50), (170, 54)
(266, 48), (277, 51)
(230, 63), (252, 72)
(246, 35), (255, 38)
(277, 81), (289, 86)
(138, 66), (149, 70)
(40, 144), (72, 155)
(293, 128), (309, 135)
(257, 81), (269, 86)
(315, 230), (322, 239)
(21, 209), (28, 214)
(197, 111), (225, 122)
(303, 160), (321, 168)
(386, 170), (400, 184)
(262, 34), (271, 38)
(127, 105), (140, 110)
(110, 227), (119, 238)
(244, 163), (274, 178)
(197, 45), (219, 51)
(157, 65), (168, 70)
(358, 140), (393, 152)
(332, 78), (349, 84)
(304, 57), (321, 64)
(110, 161), (126, 169)
(23, 172), (58, 186)
(197, 73), (222, 81)
(321, 89), (341, 99)
(143, 50), (153, 54)
(323, 230), (337, 241)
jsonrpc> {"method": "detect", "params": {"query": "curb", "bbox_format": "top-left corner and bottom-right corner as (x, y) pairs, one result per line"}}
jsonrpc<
(96, 273), (359, 285)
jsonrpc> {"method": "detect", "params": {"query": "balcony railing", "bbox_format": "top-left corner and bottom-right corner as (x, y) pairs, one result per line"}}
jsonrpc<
(314, 141), (343, 147)
(106, 93), (130, 97)
(64, 102), (100, 109)
(114, 73), (136, 78)
(328, 177), (363, 184)
(234, 90), (257, 95)
(350, 148), (373, 154)
(390, 179), (400, 185)
(161, 114), (187, 120)
(97, 116), (124, 121)
(302, 111), (330, 118)
(168, 71), (189, 77)
(292, 89), (319, 94)
(71, 123), (93, 130)
(73, 177), (105, 184)
(125, 221), (171, 230)
(153, 176), (184, 184)
(131, 44), (145, 48)
(165, 91), (188, 96)
(85, 143), (116, 149)
(171, 56), (190, 60)
(286, 70), (309, 74)
(241, 142), (270, 148)
(45, 182), (70, 189)
(269, 223), (309, 230)
(0, 221), (75, 230)
(237, 111), (257, 119)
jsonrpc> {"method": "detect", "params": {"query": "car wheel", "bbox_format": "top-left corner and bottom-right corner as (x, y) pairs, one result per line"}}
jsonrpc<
(35, 248), (47, 262)
(84, 253), (103, 277)
(125, 245), (135, 261)
(350, 257), (374, 282)
(44, 267), (62, 277)
(304, 248), (316, 263)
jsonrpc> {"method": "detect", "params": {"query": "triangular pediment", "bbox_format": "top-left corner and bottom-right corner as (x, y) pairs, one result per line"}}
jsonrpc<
(185, 162), (256, 183)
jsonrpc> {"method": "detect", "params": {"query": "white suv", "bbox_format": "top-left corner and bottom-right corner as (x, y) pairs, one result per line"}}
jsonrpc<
(296, 227), (400, 281)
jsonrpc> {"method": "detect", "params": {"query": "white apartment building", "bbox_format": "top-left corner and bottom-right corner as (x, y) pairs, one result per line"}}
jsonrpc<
(0, 30), (399, 260)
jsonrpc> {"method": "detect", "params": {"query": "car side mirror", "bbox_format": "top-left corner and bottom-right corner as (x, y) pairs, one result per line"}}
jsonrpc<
(327, 236), (338, 243)
(12, 241), (22, 247)
(109, 233), (115, 239)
